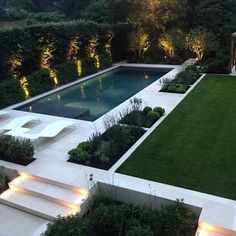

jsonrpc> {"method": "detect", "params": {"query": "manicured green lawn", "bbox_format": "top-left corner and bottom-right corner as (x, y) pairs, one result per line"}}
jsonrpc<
(118, 75), (236, 200)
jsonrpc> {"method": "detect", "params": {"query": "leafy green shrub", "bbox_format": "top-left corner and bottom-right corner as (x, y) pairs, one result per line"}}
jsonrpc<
(176, 84), (188, 93)
(147, 111), (160, 120)
(143, 106), (152, 114)
(153, 107), (165, 116)
(68, 141), (93, 164)
(55, 61), (78, 85)
(120, 106), (165, 128)
(69, 125), (145, 169)
(43, 214), (90, 236)
(0, 136), (34, 165)
(27, 69), (54, 97)
(167, 84), (178, 92)
(0, 79), (25, 109)
(43, 196), (197, 236)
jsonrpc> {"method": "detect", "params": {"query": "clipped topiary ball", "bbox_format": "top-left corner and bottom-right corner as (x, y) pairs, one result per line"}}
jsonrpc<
(143, 106), (152, 114)
(147, 111), (160, 120)
(153, 107), (165, 116)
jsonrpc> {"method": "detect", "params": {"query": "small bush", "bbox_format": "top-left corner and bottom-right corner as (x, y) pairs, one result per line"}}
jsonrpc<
(147, 111), (160, 120)
(153, 107), (165, 116)
(0, 80), (25, 109)
(0, 136), (34, 165)
(176, 84), (188, 93)
(27, 69), (54, 97)
(143, 106), (152, 114)
(68, 141), (93, 164)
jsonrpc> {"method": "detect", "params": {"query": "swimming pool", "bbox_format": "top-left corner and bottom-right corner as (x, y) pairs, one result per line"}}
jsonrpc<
(15, 66), (172, 121)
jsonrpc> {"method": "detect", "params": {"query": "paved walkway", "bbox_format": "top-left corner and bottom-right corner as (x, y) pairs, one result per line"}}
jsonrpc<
(0, 204), (48, 236)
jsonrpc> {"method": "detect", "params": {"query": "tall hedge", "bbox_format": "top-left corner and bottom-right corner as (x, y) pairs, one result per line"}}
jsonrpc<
(0, 20), (113, 81)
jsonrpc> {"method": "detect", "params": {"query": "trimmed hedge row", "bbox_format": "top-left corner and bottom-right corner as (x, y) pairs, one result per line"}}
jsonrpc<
(0, 20), (113, 80)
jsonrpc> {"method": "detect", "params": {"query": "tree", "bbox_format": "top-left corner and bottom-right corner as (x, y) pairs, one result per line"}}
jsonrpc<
(186, 27), (215, 60)
(128, 28), (150, 62)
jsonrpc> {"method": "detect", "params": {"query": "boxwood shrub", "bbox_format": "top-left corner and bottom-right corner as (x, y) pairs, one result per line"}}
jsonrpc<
(120, 106), (165, 128)
(0, 135), (34, 165)
(68, 125), (145, 169)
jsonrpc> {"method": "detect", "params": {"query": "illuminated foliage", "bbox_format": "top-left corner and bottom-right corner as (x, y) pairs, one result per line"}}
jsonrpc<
(39, 38), (58, 86)
(20, 76), (30, 98)
(67, 37), (82, 77)
(128, 28), (150, 61)
(8, 44), (24, 78)
(186, 27), (214, 60)
(104, 31), (114, 57)
(159, 34), (175, 57)
(40, 39), (55, 70)
(87, 36), (100, 69)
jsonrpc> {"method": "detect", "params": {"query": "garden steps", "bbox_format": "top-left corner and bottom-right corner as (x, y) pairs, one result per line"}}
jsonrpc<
(0, 190), (75, 221)
(0, 171), (89, 221)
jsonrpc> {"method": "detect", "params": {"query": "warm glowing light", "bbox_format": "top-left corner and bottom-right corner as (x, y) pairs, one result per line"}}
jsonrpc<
(196, 229), (207, 236)
(10, 176), (25, 185)
(8, 44), (24, 78)
(76, 60), (82, 77)
(74, 195), (86, 205)
(20, 76), (30, 98)
(18, 171), (33, 179)
(95, 55), (100, 69)
(29, 106), (32, 112)
(87, 36), (98, 58)
(67, 37), (83, 77)
(159, 37), (175, 57)
(40, 41), (58, 86)
(67, 203), (80, 215)
(87, 36), (100, 69)
(68, 37), (80, 61)
(40, 46), (55, 70)
(49, 69), (58, 86)
(0, 189), (12, 199)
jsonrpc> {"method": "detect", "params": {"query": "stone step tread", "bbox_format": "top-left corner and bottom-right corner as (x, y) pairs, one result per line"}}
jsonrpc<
(10, 177), (87, 205)
(0, 190), (77, 218)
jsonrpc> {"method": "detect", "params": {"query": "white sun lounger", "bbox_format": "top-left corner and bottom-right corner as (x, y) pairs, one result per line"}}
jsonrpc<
(0, 115), (40, 133)
(18, 120), (76, 142)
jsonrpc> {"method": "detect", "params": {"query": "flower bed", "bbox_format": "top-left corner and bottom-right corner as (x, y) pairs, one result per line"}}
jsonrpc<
(120, 106), (165, 128)
(68, 125), (145, 170)
(160, 65), (201, 94)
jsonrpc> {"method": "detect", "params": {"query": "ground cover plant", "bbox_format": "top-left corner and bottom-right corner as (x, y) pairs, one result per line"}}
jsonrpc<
(118, 75), (236, 200)
(0, 135), (34, 165)
(68, 124), (145, 170)
(42, 196), (198, 236)
(160, 66), (201, 94)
